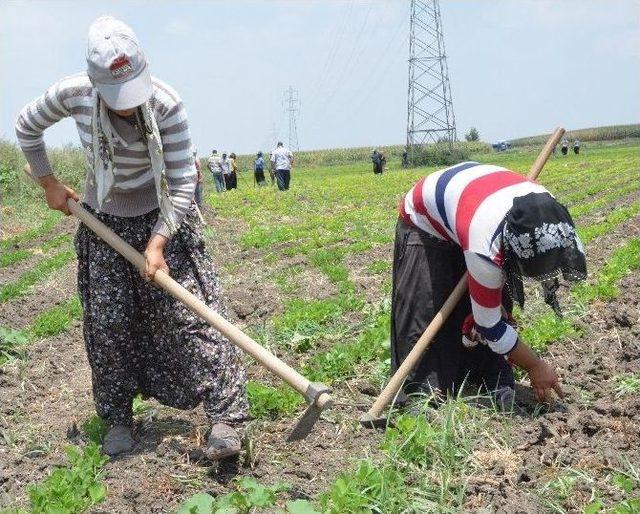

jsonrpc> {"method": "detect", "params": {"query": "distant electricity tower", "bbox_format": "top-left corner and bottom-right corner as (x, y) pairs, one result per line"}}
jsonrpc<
(406, 0), (456, 160)
(283, 86), (300, 151)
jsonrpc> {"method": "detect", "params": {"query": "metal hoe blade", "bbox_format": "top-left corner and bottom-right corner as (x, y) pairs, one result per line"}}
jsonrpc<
(287, 402), (324, 441)
(286, 382), (332, 442)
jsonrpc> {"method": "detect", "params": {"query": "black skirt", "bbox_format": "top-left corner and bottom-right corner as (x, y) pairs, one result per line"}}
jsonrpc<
(390, 220), (514, 400)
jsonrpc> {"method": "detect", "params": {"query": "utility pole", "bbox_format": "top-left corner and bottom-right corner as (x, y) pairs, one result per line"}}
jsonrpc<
(406, 0), (456, 162)
(283, 86), (300, 151)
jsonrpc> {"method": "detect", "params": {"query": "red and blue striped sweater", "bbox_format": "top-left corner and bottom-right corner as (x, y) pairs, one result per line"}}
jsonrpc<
(399, 161), (549, 354)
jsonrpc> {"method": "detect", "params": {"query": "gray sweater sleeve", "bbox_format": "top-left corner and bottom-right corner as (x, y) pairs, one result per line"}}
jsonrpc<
(15, 79), (73, 178)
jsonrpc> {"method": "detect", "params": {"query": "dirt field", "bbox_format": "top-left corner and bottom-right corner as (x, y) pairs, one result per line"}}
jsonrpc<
(1, 142), (639, 513)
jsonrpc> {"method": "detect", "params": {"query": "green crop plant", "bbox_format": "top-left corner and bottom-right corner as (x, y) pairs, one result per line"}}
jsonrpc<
(176, 477), (298, 514)
(0, 250), (75, 303)
(578, 201), (640, 244)
(573, 238), (640, 303)
(319, 460), (408, 514)
(569, 180), (639, 219)
(25, 443), (108, 514)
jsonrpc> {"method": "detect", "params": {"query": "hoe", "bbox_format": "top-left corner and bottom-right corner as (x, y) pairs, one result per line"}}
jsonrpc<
(360, 127), (566, 428)
(24, 164), (332, 442)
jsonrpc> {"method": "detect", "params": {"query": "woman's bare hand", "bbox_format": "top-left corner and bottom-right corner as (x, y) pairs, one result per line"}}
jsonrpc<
(39, 175), (79, 215)
(143, 234), (170, 281)
(527, 359), (564, 402)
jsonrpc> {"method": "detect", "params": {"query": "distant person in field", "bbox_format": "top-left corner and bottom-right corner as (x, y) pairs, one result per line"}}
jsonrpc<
(254, 151), (266, 186)
(402, 149), (409, 168)
(193, 146), (204, 207)
(270, 142), (294, 191)
(371, 149), (383, 175)
(268, 151), (276, 185)
(15, 16), (247, 459)
(227, 153), (238, 190)
(208, 150), (225, 193)
(561, 137), (569, 155)
(220, 153), (232, 191)
(393, 162), (586, 409)
(573, 139), (581, 155)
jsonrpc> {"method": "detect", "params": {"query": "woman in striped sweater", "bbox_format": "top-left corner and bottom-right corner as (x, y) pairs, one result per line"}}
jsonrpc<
(15, 16), (247, 458)
(394, 161), (587, 408)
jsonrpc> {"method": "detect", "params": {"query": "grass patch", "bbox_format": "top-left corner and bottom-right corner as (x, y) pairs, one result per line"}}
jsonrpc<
(520, 238), (640, 353)
(246, 381), (302, 419)
(519, 311), (582, 353)
(366, 259), (391, 275)
(320, 398), (495, 512)
(0, 249), (31, 268)
(0, 250), (75, 303)
(29, 296), (82, 339)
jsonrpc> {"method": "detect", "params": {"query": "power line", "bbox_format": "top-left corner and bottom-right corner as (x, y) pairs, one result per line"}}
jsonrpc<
(406, 0), (456, 160)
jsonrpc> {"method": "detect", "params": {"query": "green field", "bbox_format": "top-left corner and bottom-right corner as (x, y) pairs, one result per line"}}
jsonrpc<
(1, 136), (639, 512)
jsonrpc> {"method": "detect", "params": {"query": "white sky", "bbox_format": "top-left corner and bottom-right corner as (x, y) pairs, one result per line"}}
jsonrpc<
(1, 0), (639, 154)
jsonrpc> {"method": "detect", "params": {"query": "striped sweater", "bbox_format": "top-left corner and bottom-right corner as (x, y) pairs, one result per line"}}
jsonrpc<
(15, 72), (196, 238)
(399, 161), (549, 354)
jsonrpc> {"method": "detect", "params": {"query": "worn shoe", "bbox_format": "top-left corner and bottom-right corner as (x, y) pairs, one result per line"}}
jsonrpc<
(205, 423), (241, 460)
(103, 425), (135, 456)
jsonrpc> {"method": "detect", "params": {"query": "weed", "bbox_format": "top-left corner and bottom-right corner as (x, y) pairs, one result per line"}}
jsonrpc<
(0, 249), (31, 268)
(0, 327), (30, 367)
(613, 373), (640, 398)
(29, 296), (83, 339)
(246, 381), (302, 419)
(81, 416), (108, 445)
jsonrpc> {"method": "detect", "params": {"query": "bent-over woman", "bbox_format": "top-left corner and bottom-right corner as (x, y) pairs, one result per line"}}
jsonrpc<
(15, 16), (248, 459)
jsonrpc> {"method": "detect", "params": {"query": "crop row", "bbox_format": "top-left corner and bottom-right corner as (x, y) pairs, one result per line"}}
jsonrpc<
(509, 124), (640, 147)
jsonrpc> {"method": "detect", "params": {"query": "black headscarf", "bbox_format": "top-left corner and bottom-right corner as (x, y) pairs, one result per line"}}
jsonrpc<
(502, 192), (587, 311)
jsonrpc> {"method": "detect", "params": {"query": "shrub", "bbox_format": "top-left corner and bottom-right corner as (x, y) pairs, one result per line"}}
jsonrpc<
(465, 127), (480, 141)
(409, 143), (471, 167)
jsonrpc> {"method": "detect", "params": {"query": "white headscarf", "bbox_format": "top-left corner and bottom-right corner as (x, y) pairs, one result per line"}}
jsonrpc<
(90, 93), (178, 235)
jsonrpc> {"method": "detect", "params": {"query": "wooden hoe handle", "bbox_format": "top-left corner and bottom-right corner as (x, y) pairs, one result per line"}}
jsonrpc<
(361, 127), (566, 423)
(64, 199), (331, 411)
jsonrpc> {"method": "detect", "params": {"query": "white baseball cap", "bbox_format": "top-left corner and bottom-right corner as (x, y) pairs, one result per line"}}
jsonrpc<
(86, 16), (152, 110)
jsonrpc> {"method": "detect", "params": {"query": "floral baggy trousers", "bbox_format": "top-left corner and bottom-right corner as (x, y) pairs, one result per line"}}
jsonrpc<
(74, 205), (248, 427)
